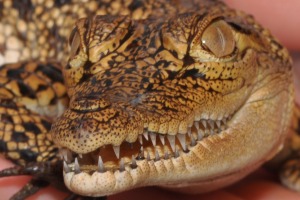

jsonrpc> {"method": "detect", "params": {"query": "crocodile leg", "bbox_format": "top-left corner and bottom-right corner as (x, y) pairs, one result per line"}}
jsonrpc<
(0, 160), (64, 199)
(10, 179), (49, 200)
(280, 157), (300, 192)
(261, 101), (300, 193)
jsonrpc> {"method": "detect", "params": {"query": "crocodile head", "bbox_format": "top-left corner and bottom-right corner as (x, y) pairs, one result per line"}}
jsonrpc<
(51, 0), (293, 196)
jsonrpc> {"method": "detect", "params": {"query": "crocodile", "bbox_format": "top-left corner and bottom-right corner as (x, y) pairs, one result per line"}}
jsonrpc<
(0, 0), (298, 199)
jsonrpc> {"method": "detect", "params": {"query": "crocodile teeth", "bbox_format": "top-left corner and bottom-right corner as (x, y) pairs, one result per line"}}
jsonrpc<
(155, 149), (160, 161)
(137, 147), (144, 160)
(149, 132), (156, 146)
(216, 120), (221, 129)
(113, 145), (120, 159)
(197, 129), (203, 140)
(222, 118), (227, 125)
(146, 151), (151, 161)
(194, 121), (200, 130)
(177, 134), (186, 150)
(74, 157), (80, 174)
(63, 161), (70, 173)
(131, 155), (137, 168)
(164, 151), (169, 159)
(143, 130), (149, 140)
(174, 148), (179, 158)
(190, 135), (196, 147)
(119, 158), (125, 172)
(138, 135), (143, 145)
(98, 156), (105, 173)
(201, 119), (207, 129)
(61, 148), (73, 163)
(159, 134), (165, 145)
(167, 135), (176, 152)
(208, 120), (214, 130)
(187, 127), (192, 137)
(63, 153), (68, 162)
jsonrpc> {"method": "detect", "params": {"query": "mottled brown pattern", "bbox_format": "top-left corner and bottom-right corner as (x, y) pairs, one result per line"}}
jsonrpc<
(0, 0), (296, 199)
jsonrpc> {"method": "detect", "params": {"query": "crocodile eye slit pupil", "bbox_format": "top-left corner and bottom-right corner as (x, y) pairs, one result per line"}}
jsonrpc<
(201, 20), (236, 57)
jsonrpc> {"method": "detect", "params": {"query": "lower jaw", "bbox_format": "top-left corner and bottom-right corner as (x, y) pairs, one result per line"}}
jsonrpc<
(63, 125), (285, 197)
(63, 140), (281, 197)
(63, 141), (224, 197)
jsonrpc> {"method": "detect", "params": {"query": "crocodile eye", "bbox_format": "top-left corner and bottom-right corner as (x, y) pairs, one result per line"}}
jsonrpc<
(69, 27), (81, 58)
(201, 20), (235, 57)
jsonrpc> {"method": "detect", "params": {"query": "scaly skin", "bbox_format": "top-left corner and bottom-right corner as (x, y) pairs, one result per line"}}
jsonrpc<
(0, 0), (295, 199)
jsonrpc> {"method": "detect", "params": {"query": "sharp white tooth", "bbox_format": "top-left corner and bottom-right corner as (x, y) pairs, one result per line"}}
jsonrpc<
(61, 149), (73, 163)
(190, 135), (196, 146)
(167, 135), (176, 152)
(221, 118), (228, 130)
(155, 149), (160, 161)
(137, 147), (144, 160)
(98, 156), (105, 173)
(201, 119), (207, 129)
(208, 120), (214, 130)
(147, 151), (151, 161)
(216, 120), (221, 129)
(159, 134), (165, 145)
(139, 135), (143, 145)
(113, 145), (120, 159)
(197, 129), (203, 140)
(149, 132), (156, 146)
(131, 155), (137, 168)
(187, 127), (192, 137)
(164, 151), (169, 159)
(119, 158), (125, 172)
(222, 118), (227, 125)
(174, 148), (179, 158)
(177, 134), (186, 150)
(194, 121), (200, 130)
(59, 152), (63, 160)
(74, 157), (80, 174)
(205, 128), (209, 135)
(143, 130), (149, 140)
(63, 161), (70, 173)
(78, 154), (83, 159)
(63, 152), (68, 162)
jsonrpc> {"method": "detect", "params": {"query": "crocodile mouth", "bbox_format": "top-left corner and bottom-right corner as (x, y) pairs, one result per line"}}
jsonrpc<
(60, 116), (231, 174)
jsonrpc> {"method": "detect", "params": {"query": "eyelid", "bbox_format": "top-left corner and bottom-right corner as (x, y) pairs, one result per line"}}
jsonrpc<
(201, 20), (235, 58)
(69, 28), (81, 58)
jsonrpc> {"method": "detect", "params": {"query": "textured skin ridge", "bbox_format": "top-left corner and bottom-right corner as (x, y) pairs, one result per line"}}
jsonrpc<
(0, 0), (295, 198)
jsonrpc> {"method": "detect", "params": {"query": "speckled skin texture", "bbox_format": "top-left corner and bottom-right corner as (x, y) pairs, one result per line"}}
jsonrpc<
(0, 0), (295, 199)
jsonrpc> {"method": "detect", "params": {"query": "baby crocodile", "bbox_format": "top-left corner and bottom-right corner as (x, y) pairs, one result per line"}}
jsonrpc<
(0, 0), (298, 199)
